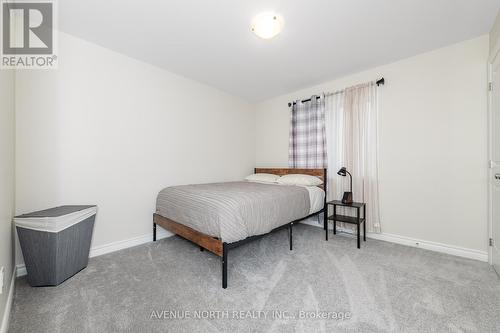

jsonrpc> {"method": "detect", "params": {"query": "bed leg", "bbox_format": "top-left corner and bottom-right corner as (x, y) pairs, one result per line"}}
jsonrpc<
(323, 208), (328, 231)
(289, 222), (293, 251)
(200, 246), (204, 251)
(222, 243), (228, 289)
(153, 222), (157, 241)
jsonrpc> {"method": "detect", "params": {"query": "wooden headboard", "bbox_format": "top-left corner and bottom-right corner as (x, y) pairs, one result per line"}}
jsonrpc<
(254, 168), (327, 191)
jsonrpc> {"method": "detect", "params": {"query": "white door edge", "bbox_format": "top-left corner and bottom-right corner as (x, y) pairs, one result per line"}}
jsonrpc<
(488, 47), (500, 268)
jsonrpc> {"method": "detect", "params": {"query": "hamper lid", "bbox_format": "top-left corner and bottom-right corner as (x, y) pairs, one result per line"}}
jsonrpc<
(14, 205), (97, 233)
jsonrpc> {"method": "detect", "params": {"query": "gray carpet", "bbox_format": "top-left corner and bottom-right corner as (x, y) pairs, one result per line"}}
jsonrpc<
(9, 224), (500, 333)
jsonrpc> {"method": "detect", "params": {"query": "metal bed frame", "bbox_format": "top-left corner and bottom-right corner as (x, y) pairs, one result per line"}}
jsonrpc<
(153, 168), (327, 289)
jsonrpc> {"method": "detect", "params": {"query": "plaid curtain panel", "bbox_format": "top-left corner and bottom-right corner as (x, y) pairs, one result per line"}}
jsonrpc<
(288, 95), (327, 168)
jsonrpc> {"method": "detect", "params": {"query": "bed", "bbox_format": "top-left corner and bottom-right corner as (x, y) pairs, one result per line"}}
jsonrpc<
(153, 168), (327, 288)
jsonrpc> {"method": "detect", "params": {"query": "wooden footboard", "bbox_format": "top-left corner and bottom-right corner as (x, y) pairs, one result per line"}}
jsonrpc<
(153, 213), (223, 256)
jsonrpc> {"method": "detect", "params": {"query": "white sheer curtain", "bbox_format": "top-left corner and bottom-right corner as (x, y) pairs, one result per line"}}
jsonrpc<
(325, 82), (381, 233)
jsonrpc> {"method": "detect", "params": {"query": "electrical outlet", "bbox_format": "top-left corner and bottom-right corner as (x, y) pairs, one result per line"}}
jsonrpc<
(0, 266), (4, 295)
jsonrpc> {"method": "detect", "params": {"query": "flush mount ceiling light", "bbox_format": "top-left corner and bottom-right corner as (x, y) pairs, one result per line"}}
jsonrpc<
(251, 12), (284, 39)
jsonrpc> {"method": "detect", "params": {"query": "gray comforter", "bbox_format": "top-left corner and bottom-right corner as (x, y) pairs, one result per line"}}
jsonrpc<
(156, 181), (310, 243)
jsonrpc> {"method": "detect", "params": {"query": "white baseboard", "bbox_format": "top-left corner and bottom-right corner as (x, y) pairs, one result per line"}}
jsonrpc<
(302, 219), (488, 262)
(15, 266), (25, 279)
(367, 232), (488, 262)
(0, 268), (16, 333)
(89, 229), (171, 258)
(16, 228), (172, 277)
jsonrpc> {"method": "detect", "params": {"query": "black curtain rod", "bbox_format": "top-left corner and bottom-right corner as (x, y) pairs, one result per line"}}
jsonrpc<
(287, 77), (385, 107)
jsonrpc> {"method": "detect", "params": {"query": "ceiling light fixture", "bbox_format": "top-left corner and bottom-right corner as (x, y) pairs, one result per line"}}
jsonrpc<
(251, 12), (284, 39)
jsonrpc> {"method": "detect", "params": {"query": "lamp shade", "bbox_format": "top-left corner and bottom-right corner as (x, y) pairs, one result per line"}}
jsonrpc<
(337, 167), (347, 176)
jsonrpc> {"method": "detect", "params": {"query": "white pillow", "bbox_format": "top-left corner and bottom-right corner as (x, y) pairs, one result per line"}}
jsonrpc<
(277, 174), (323, 186)
(245, 173), (280, 183)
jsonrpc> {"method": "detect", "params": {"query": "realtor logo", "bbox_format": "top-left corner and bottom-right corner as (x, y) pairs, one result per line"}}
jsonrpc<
(1, 0), (57, 69)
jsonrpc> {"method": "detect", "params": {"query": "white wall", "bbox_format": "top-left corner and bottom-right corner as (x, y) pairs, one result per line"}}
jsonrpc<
(15, 32), (255, 264)
(491, 11), (500, 57)
(256, 35), (489, 253)
(0, 69), (15, 330)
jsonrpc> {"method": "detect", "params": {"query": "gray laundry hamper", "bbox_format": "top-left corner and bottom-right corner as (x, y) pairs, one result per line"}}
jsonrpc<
(15, 205), (97, 287)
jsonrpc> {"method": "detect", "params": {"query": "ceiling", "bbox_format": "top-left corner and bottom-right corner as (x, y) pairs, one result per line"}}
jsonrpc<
(59, 0), (499, 102)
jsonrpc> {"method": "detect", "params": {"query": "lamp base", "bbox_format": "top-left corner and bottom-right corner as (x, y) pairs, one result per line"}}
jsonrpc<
(341, 192), (353, 204)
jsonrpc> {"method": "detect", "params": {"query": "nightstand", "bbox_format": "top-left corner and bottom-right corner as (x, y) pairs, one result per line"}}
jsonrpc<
(326, 200), (366, 248)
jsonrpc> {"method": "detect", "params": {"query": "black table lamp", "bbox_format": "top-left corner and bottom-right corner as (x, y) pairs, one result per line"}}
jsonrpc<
(337, 167), (353, 204)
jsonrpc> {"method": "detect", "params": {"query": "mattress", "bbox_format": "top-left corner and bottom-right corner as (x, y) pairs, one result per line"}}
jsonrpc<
(304, 185), (325, 214)
(156, 181), (322, 243)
